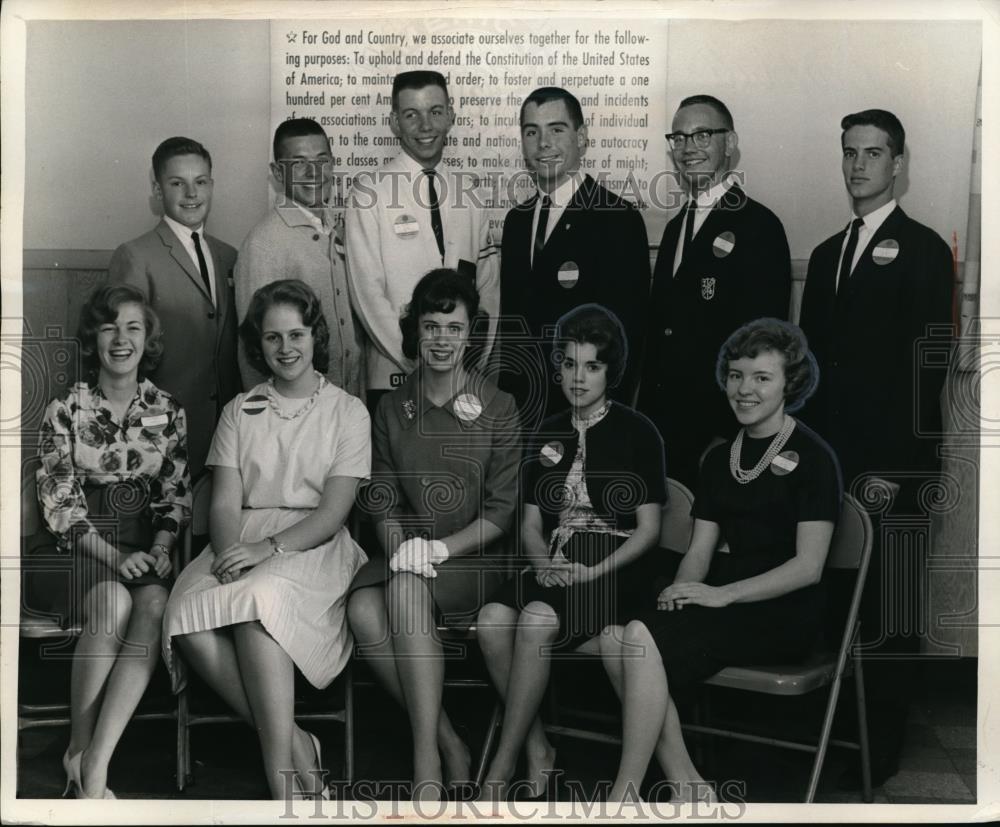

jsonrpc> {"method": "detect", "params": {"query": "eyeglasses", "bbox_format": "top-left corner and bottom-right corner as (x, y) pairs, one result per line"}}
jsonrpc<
(664, 128), (729, 150)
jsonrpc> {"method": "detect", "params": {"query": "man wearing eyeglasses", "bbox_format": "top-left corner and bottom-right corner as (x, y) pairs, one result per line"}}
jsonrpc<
(798, 109), (953, 788)
(638, 95), (791, 488)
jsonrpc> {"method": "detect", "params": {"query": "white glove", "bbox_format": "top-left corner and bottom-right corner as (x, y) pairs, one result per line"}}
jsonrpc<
(389, 538), (450, 579)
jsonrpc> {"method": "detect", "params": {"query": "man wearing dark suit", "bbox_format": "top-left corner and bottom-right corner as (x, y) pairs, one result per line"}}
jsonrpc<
(798, 109), (953, 785)
(499, 87), (650, 428)
(638, 95), (791, 488)
(108, 137), (239, 477)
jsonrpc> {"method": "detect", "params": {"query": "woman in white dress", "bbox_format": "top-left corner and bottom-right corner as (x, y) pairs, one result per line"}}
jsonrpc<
(163, 279), (370, 800)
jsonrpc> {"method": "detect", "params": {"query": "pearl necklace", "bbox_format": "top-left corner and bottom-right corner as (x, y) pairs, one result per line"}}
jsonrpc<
(729, 415), (796, 484)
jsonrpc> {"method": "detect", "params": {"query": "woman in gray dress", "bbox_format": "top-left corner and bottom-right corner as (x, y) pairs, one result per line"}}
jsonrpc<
(347, 268), (521, 800)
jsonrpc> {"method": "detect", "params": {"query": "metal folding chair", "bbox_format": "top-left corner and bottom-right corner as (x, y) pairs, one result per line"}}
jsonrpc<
(681, 493), (875, 802)
(174, 473), (354, 791)
(535, 484), (874, 803)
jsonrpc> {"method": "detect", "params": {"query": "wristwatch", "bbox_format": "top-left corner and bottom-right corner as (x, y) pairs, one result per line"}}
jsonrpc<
(266, 536), (287, 556)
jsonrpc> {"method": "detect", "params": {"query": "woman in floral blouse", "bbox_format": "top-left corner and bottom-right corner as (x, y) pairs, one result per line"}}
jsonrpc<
(30, 283), (190, 799)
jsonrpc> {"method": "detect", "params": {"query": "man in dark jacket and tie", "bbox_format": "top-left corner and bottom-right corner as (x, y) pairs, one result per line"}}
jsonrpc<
(498, 87), (651, 429)
(638, 95), (791, 487)
(798, 108), (954, 786)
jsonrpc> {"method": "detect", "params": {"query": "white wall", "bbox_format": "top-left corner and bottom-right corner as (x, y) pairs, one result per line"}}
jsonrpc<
(24, 20), (271, 251)
(22, 18), (980, 260)
(665, 19), (980, 259)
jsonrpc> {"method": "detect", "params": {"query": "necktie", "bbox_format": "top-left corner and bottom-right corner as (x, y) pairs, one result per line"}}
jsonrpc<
(534, 194), (551, 264)
(424, 170), (445, 259)
(681, 198), (697, 262)
(838, 217), (865, 293)
(191, 231), (213, 297)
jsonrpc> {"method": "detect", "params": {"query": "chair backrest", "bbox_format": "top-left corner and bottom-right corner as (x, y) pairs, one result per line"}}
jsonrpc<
(191, 473), (213, 536)
(825, 493), (872, 571)
(826, 493), (875, 661)
(660, 477), (695, 551)
(21, 459), (41, 539)
(180, 473), (214, 568)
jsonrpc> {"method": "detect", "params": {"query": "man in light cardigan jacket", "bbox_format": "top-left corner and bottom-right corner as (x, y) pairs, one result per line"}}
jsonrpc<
(235, 118), (364, 399)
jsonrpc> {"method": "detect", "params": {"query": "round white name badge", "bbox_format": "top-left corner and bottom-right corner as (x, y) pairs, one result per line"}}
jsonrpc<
(540, 441), (564, 467)
(557, 261), (580, 289)
(871, 239), (899, 265)
(453, 393), (483, 422)
(241, 394), (269, 415)
(770, 450), (799, 476)
(712, 231), (736, 258)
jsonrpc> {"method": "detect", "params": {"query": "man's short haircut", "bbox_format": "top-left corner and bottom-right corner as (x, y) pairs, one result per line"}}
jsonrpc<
(520, 87), (584, 129)
(391, 71), (449, 110)
(715, 317), (819, 413)
(676, 95), (734, 130)
(840, 109), (906, 157)
(152, 137), (212, 181)
(273, 118), (329, 162)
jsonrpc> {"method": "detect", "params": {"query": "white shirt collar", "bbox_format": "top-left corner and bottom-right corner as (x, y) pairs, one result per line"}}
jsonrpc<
(538, 171), (583, 209)
(398, 150), (440, 176)
(692, 174), (735, 209)
(854, 198), (897, 235)
(162, 214), (204, 243)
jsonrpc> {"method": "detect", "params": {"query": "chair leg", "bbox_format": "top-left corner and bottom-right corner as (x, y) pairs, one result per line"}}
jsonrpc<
(475, 702), (503, 788)
(805, 674), (845, 803)
(853, 650), (873, 802)
(344, 663), (355, 786)
(177, 688), (189, 791)
(691, 690), (707, 769)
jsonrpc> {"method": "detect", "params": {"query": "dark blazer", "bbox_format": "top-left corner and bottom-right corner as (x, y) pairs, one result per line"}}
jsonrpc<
(798, 205), (953, 491)
(638, 185), (791, 487)
(107, 220), (239, 476)
(524, 402), (666, 536)
(498, 175), (651, 426)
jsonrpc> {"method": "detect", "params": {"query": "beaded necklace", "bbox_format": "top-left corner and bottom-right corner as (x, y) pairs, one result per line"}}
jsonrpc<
(729, 414), (796, 484)
(266, 372), (325, 420)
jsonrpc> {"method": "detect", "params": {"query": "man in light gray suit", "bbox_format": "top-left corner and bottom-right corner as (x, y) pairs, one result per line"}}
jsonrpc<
(108, 137), (239, 477)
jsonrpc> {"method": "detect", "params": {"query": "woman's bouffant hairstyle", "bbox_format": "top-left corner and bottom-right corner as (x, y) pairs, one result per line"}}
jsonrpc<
(399, 268), (485, 364)
(78, 283), (163, 378)
(240, 279), (330, 376)
(715, 317), (819, 412)
(552, 303), (628, 387)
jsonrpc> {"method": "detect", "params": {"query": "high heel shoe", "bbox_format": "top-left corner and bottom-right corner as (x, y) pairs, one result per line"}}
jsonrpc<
(62, 748), (116, 799)
(305, 731), (330, 801)
(523, 749), (558, 800)
(62, 749), (81, 798)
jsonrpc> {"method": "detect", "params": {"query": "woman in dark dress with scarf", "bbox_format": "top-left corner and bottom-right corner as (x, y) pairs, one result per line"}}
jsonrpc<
(600, 317), (842, 802)
(477, 304), (666, 799)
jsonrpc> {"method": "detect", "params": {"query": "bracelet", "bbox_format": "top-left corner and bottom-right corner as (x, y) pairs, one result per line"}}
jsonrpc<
(151, 543), (169, 555)
(266, 536), (287, 556)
